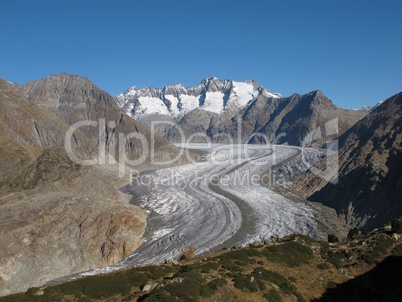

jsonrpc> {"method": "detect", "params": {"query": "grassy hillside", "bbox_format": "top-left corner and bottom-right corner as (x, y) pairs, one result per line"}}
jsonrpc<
(1, 219), (401, 302)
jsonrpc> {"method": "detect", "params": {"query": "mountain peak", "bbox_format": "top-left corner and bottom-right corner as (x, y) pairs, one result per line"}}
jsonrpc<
(0, 78), (15, 90)
(244, 79), (258, 85)
(123, 86), (138, 96)
(203, 76), (219, 81)
(310, 89), (324, 97)
(305, 89), (335, 107)
(196, 77), (233, 94)
(16, 73), (109, 110)
(199, 76), (224, 86)
(48, 72), (78, 80)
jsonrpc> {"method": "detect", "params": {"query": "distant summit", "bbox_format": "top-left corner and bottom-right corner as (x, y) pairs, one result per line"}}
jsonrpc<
(115, 78), (366, 145)
(115, 77), (282, 118)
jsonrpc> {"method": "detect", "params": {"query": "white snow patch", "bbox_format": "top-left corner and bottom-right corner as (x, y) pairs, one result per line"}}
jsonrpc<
(126, 87), (137, 96)
(135, 96), (170, 116)
(263, 90), (281, 99)
(165, 95), (180, 115)
(179, 94), (199, 112)
(232, 81), (258, 107)
(202, 91), (224, 113)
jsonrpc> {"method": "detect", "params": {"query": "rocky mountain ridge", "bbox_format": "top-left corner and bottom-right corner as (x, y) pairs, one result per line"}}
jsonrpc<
(17, 73), (182, 165)
(279, 91), (402, 230)
(115, 77), (281, 117)
(116, 78), (368, 145)
(310, 91), (402, 229)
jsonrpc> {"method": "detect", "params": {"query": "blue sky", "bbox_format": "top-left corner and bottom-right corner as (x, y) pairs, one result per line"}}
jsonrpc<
(1, 0), (401, 109)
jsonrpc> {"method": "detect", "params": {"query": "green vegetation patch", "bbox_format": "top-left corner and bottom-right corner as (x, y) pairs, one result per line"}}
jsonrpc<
(251, 268), (305, 302)
(263, 289), (283, 302)
(319, 241), (350, 269)
(361, 233), (395, 265)
(0, 265), (177, 302)
(261, 241), (314, 267)
(233, 274), (259, 292)
(294, 234), (316, 245)
(215, 248), (260, 264)
(326, 250), (347, 269)
(317, 263), (330, 270)
(199, 262), (221, 273)
(141, 270), (226, 302)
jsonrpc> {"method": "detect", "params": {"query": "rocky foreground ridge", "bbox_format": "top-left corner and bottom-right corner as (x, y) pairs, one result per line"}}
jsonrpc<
(1, 218), (401, 302)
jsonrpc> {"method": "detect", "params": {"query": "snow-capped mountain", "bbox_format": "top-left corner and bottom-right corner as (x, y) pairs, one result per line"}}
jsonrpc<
(115, 78), (368, 145)
(115, 77), (281, 118)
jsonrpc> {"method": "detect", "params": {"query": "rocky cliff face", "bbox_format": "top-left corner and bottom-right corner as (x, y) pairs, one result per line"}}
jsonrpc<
(115, 78), (367, 145)
(0, 77), (149, 296)
(0, 78), (95, 155)
(0, 78), (95, 190)
(294, 92), (402, 229)
(17, 73), (181, 165)
(0, 148), (147, 296)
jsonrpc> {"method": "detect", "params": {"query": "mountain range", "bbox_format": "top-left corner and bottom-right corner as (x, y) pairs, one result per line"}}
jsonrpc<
(115, 78), (369, 145)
